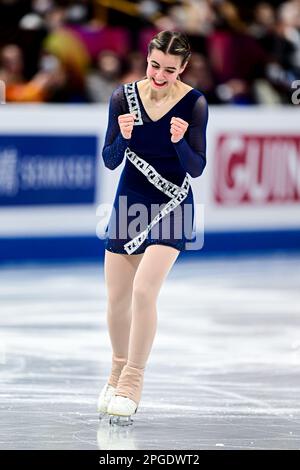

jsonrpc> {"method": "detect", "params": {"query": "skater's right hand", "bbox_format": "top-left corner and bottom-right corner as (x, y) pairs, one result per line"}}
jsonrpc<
(118, 113), (135, 140)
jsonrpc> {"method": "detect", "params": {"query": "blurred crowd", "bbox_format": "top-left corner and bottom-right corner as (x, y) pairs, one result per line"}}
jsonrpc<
(0, 0), (299, 105)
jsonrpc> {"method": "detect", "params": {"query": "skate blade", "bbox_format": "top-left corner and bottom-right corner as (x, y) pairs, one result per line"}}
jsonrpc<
(98, 410), (108, 420)
(109, 414), (134, 426)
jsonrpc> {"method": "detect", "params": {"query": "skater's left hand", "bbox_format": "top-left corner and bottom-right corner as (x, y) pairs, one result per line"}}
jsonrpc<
(170, 117), (189, 143)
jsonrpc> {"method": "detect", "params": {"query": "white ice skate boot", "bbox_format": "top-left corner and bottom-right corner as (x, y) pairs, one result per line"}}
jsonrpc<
(107, 395), (138, 426)
(97, 355), (127, 418)
(107, 363), (144, 426)
(97, 383), (116, 419)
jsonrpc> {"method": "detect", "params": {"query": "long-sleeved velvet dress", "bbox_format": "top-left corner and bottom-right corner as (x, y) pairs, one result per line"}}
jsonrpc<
(102, 80), (208, 255)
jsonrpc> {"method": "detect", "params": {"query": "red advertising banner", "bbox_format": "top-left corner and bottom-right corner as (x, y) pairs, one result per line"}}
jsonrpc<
(214, 134), (300, 204)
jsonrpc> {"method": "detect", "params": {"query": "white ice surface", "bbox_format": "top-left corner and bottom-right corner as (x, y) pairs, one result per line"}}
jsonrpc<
(0, 254), (300, 449)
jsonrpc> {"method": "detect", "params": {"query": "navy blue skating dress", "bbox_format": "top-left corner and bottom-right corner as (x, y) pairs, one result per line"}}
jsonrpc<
(102, 80), (208, 255)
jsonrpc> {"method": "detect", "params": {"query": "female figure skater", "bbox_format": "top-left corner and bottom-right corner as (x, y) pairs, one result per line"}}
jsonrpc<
(97, 30), (208, 425)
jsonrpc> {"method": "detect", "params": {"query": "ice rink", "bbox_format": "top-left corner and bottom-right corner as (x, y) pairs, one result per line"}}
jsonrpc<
(0, 253), (300, 450)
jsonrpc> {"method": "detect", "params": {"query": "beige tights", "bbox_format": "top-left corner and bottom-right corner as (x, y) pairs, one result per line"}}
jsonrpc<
(104, 245), (179, 404)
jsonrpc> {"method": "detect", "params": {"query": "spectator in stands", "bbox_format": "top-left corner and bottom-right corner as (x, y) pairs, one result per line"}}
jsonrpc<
(86, 50), (123, 103)
(181, 52), (221, 103)
(0, 42), (69, 103)
(0, 0), (298, 104)
(0, 44), (24, 86)
(249, 2), (276, 40)
(120, 51), (146, 84)
(247, 1), (297, 103)
(277, 0), (300, 76)
(0, 44), (48, 102)
(207, 0), (270, 104)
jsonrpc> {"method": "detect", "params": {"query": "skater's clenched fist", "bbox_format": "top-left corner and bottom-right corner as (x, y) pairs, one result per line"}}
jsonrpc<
(118, 113), (135, 140)
(170, 117), (189, 143)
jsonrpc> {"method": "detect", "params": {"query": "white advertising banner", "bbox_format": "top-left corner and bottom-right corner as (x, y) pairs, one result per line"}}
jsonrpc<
(0, 104), (299, 238)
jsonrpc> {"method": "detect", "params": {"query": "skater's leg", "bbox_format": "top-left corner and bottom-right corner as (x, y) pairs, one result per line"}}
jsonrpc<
(104, 250), (144, 386)
(115, 245), (180, 403)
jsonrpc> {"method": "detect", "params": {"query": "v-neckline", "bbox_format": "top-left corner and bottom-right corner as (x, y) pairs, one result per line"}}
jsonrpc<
(135, 80), (194, 123)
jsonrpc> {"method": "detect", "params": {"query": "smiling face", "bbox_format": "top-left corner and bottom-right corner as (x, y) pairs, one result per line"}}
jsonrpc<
(146, 49), (188, 90)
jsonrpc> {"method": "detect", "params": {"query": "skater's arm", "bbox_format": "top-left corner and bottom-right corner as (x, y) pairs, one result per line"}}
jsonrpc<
(102, 86), (131, 170)
(172, 94), (208, 178)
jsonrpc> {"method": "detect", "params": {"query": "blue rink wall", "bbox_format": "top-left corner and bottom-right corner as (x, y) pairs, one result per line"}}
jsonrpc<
(0, 104), (299, 264)
(0, 230), (300, 264)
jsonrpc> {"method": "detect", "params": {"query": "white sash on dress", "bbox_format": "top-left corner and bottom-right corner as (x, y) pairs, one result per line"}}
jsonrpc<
(122, 81), (190, 255)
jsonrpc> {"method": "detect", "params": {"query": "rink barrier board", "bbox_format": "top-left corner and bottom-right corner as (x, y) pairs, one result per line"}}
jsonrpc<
(0, 104), (299, 262)
(0, 229), (299, 264)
